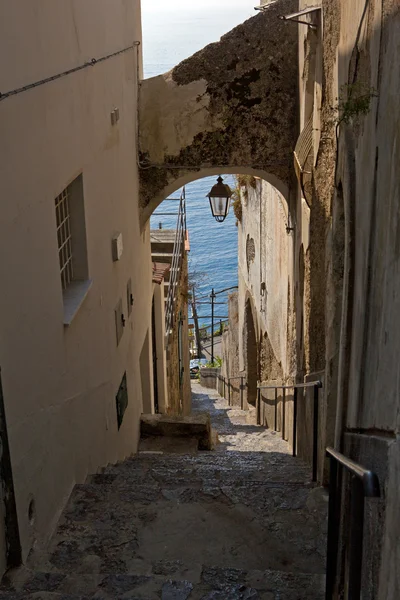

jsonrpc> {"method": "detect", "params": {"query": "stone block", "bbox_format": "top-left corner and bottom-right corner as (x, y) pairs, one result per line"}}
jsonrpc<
(140, 414), (212, 451)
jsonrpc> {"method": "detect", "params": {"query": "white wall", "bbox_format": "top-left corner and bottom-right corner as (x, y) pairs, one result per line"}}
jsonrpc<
(0, 0), (152, 563)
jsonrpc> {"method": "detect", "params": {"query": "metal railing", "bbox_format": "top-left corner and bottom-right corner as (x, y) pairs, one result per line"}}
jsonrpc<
(325, 447), (380, 600)
(164, 188), (187, 339)
(257, 380), (322, 482)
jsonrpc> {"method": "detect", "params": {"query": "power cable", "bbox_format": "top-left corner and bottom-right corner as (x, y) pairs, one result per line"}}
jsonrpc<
(0, 43), (140, 102)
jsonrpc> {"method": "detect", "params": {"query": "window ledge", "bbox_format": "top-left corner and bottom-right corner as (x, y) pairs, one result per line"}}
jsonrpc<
(63, 279), (93, 326)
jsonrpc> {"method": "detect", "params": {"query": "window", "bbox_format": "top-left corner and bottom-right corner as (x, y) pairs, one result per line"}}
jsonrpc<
(55, 188), (73, 290)
(116, 372), (128, 430)
(55, 175), (91, 325)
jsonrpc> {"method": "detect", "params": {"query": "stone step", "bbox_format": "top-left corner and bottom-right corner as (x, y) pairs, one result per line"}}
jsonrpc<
(140, 413), (212, 451)
(2, 568), (325, 599)
(99, 451), (312, 483)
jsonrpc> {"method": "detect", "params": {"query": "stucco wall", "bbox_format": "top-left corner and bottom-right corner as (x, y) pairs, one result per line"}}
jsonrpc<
(139, 0), (299, 223)
(238, 179), (293, 384)
(0, 0), (151, 565)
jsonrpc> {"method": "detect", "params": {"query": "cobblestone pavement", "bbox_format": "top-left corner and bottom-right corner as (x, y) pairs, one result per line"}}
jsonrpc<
(1, 384), (327, 599)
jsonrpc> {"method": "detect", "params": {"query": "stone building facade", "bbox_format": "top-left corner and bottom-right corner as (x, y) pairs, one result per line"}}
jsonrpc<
(227, 1), (400, 597)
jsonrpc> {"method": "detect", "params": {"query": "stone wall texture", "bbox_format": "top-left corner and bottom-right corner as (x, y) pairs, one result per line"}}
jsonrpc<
(139, 0), (299, 222)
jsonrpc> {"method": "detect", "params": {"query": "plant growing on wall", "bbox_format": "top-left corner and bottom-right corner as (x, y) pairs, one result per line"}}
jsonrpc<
(335, 82), (378, 125)
(206, 356), (223, 368)
(232, 181), (243, 224)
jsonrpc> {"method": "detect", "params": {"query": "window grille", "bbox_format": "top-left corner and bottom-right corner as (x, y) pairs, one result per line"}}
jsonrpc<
(55, 188), (73, 290)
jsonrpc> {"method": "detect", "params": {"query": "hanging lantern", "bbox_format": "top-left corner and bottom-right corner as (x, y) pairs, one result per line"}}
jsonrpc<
(206, 176), (233, 223)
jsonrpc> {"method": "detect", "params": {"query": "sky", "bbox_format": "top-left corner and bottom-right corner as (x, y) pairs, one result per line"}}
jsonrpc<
(141, 0), (257, 14)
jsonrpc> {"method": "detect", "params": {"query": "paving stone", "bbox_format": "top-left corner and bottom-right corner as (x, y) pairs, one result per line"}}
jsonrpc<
(161, 579), (193, 599)
(5, 383), (326, 600)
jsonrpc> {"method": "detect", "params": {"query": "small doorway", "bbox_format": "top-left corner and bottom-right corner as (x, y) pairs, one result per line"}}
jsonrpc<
(244, 299), (258, 406)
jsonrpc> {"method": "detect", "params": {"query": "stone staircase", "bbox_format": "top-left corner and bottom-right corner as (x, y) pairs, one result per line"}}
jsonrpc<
(0, 386), (327, 599)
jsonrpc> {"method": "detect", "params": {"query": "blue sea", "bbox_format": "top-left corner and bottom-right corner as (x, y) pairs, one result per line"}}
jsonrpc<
(143, 1), (255, 325)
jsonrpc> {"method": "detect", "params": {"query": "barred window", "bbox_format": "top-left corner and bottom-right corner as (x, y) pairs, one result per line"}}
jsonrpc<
(54, 175), (90, 325)
(55, 187), (73, 290)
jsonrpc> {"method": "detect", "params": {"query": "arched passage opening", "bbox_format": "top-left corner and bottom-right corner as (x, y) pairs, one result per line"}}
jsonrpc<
(141, 167), (289, 227)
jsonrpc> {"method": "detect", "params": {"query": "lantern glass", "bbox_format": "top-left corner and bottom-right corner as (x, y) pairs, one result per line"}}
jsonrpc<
(209, 196), (230, 221)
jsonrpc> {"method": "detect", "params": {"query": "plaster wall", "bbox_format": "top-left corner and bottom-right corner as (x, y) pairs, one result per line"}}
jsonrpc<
(0, 0), (152, 565)
(238, 180), (292, 383)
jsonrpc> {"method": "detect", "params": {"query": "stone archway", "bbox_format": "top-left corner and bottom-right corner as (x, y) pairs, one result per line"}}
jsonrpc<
(138, 0), (298, 224)
(141, 167), (288, 225)
(244, 297), (258, 407)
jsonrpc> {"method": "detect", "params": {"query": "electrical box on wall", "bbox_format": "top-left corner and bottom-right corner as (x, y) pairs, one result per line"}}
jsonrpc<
(112, 233), (123, 261)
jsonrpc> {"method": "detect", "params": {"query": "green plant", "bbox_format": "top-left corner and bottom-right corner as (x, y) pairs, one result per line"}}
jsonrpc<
(336, 83), (378, 125)
(206, 356), (223, 368)
(232, 185), (242, 223)
(236, 174), (257, 189)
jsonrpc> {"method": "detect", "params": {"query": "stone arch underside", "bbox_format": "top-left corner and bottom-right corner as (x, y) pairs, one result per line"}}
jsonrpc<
(139, 0), (298, 225)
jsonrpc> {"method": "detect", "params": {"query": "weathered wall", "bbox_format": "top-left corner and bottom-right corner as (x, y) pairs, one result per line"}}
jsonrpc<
(238, 179), (293, 383)
(299, 0), (400, 596)
(166, 253), (191, 416)
(221, 293), (241, 407)
(0, 0), (151, 567)
(139, 0), (299, 223)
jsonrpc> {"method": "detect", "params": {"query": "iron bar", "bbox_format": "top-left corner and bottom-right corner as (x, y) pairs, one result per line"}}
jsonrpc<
(326, 448), (381, 497)
(325, 448), (380, 600)
(274, 388), (278, 432)
(325, 456), (339, 600)
(292, 387), (298, 457)
(257, 381), (322, 390)
(241, 376), (244, 410)
(348, 478), (365, 599)
(282, 389), (286, 440)
(312, 384), (319, 482)
(211, 288), (215, 364)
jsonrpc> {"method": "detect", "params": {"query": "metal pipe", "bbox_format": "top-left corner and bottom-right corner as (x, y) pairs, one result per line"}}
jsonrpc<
(348, 478), (365, 599)
(257, 386), (261, 425)
(312, 384), (319, 482)
(274, 388), (278, 432)
(257, 380), (322, 390)
(326, 448), (380, 497)
(292, 387), (298, 457)
(325, 457), (339, 600)
(240, 376), (244, 410)
(282, 388), (286, 440)
(211, 288), (215, 364)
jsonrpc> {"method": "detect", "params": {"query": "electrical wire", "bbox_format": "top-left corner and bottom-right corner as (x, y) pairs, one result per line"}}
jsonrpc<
(0, 43), (140, 102)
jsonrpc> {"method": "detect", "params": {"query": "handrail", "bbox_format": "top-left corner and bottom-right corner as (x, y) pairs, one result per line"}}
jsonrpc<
(325, 447), (380, 600)
(257, 380), (322, 482)
(165, 188), (186, 339)
(326, 447), (380, 497)
(258, 380), (322, 390)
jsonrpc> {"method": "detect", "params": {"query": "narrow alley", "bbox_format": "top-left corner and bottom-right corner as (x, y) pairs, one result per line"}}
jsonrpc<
(2, 385), (327, 599)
